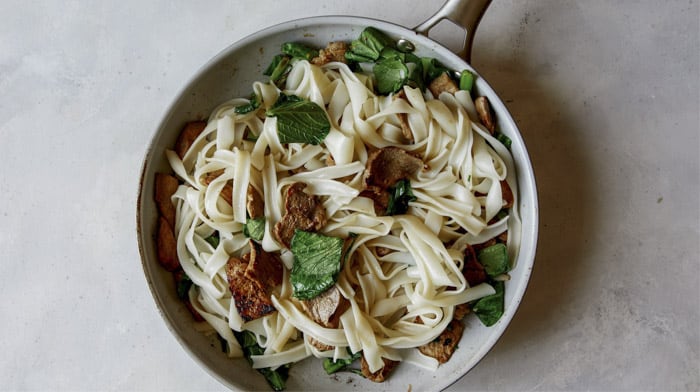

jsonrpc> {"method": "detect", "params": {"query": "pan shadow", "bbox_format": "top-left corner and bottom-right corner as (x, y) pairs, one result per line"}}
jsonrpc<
(468, 37), (600, 356)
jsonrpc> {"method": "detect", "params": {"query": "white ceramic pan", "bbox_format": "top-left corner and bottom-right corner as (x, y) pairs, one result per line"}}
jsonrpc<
(137, 0), (538, 390)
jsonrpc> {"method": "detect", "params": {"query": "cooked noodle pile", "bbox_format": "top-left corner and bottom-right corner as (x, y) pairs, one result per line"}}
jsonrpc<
(164, 59), (520, 374)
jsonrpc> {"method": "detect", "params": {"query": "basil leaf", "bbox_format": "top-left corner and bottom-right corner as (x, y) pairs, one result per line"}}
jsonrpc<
(385, 179), (416, 215)
(473, 281), (505, 327)
(290, 231), (344, 300)
(281, 42), (319, 61)
(374, 57), (408, 95)
(266, 94), (330, 145)
(243, 217), (265, 241)
(478, 243), (509, 277)
(235, 330), (290, 391)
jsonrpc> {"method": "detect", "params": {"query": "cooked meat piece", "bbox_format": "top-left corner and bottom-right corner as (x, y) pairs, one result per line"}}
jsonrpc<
(173, 271), (205, 322)
(363, 147), (424, 189)
(454, 304), (470, 321)
(245, 240), (283, 289)
(157, 216), (180, 271)
(246, 186), (265, 218)
(361, 356), (399, 383)
(394, 90), (414, 143)
(307, 336), (334, 352)
(463, 244), (487, 286)
(418, 319), (464, 364)
(300, 285), (349, 328)
(311, 41), (348, 65)
(154, 173), (179, 228)
(498, 230), (508, 244)
(501, 180), (514, 209)
(475, 96), (496, 134)
(374, 246), (392, 257)
(225, 255), (276, 322)
(359, 185), (390, 216)
(200, 169), (234, 206)
(273, 182), (327, 248)
(175, 121), (207, 159)
(428, 72), (458, 98)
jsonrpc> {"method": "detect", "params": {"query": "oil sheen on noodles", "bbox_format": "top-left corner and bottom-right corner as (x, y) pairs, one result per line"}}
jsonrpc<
(165, 59), (521, 374)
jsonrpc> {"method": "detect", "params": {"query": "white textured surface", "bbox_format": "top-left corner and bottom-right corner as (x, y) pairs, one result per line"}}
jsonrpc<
(0, 0), (698, 390)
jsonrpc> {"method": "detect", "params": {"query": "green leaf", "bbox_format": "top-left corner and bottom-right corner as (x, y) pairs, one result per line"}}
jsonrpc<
(204, 233), (220, 248)
(346, 27), (394, 63)
(459, 70), (475, 92)
(176, 273), (193, 301)
(234, 94), (260, 114)
(323, 350), (362, 374)
(473, 281), (505, 327)
(235, 330), (290, 391)
(374, 57), (408, 95)
(385, 179), (416, 215)
(264, 54), (291, 86)
(421, 57), (450, 83)
(290, 231), (344, 300)
(281, 42), (319, 61)
(266, 94), (330, 145)
(477, 243), (509, 277)
(495, 132), (512, 149)
(243, 217), (266, 241)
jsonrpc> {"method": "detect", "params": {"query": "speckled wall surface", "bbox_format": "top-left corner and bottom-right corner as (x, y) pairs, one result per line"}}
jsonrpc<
(0, 0), (697, 390)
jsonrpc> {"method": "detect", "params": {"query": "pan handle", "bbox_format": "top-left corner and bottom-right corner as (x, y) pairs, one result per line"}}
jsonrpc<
(414, 0), (491, 63)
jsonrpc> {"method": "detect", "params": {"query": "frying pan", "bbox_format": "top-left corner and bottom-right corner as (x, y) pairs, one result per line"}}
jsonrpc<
(137, 0), (538, 390)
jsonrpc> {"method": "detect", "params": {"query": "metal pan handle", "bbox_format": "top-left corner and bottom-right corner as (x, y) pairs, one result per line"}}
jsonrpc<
(414, 0), (491, 63)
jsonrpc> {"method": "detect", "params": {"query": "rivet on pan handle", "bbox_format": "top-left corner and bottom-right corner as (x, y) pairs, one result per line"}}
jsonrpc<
(414, 0), (491, 63)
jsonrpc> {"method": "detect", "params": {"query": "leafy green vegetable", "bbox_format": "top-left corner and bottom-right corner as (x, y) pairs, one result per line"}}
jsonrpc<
(264, 54), (291, 86)
(176, 273), (193, 301)
(472, 280), (505, 327)
(234, 94), (260, 114)
(421, 57), (451, 83)
(495, 132), (512, 149)
(281, 42), (319, 61)
(266, 94), (330, 145)
(290, 231), (344, 300)
(243, 217), (266, 241)
(345, 27), (394, 62)
(235, 330), (290, 391)
(323, 350), (362, 374)
(385, 179), (416, 215)
(374, 57), (408, 95)
(477, 243), (509, 277)
(459, 70), (475, 92)
(204, 233), (220, 248)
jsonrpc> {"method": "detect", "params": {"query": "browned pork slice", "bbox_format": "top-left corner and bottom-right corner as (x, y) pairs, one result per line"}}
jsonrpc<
(361, 356), (399, 383)
(245, 241), (283, 290)
(475, 96), (496, 134)
(299, 285), (350, 351)
(418, 319), (465, 364)
(393, 90), (414, 143)
(175, 121), (207, 159)
(428, 72), (458, 98)
(358, 185), (391, 216)
(154, 173), (179, 228)
(225, 244), (284, 322)
(311, 41), (348, 65)
(273, 182), (327, 248)
(156, 216), (180, 271)
(363, 147), (424, 189)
